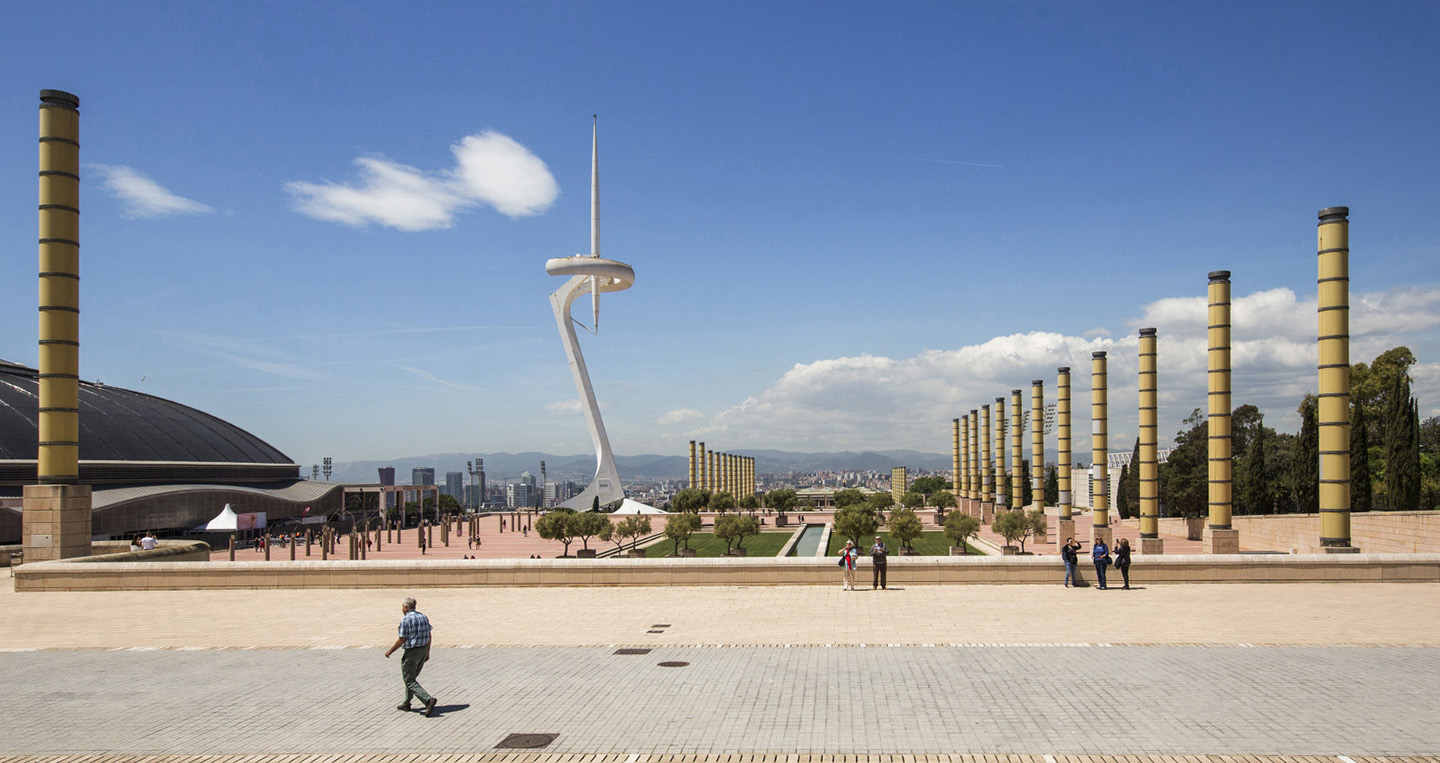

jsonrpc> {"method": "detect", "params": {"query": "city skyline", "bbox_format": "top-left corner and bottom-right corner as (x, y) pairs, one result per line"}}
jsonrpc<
(0, 2), (1436, 471)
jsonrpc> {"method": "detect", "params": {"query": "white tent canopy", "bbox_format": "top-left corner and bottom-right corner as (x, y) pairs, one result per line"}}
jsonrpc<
(200, 503), (238, 531)
(612, 498), (666, 515)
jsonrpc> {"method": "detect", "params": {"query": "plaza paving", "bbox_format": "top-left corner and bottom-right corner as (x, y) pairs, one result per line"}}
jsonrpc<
(2, 576), (1438, 759)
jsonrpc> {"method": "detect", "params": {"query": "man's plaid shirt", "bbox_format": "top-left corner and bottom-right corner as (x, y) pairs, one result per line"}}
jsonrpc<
(398, 609), (432, 649)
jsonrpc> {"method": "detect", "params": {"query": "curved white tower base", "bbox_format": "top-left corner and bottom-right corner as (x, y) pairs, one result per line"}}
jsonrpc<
(546, 256), (633, 510)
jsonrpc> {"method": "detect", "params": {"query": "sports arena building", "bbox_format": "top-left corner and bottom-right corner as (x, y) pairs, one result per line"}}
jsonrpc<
(0, 357), (343, 543)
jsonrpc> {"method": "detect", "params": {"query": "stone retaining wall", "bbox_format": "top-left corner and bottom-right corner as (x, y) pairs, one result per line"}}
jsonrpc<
(14, 552), (1438, 591)
(1148, 511), (1440, 554)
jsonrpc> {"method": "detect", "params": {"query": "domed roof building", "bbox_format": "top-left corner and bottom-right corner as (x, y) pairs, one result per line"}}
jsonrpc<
(0, 357), (342, 543)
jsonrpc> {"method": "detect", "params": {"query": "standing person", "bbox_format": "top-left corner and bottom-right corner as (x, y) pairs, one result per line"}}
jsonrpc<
(838, 540), (859, 590)
(140, 531), (158, 550)
(869, 535), (889, 590)
(385, 596), (438, 716)
(1061, 538), (1081, 587)
(1091, 538), (1111, 590)
(418, 528), (427, 556)
(1114, 537), (1132, 590)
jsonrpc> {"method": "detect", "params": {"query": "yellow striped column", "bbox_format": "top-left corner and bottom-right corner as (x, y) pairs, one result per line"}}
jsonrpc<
(1205, 271), (1239, 554)
(24, 89), (92, 562)
(1031, 380), (1045, 511)
(1318, 206), (1356, 551)
(994, 396), (1009, 516)
(980, 405), (993, 521)
(959, 416), (970, 510)
(952, 418), (962, 509)
(1010, 389), (1024, 512)
(1090, 352), (1112, 545)
(1057, 367), (1073, 539)
(1138, 328), (1163, 554)
(968, 410), (980, 515)
(688, 441), (697, 490)
(697, 442), (707, 492)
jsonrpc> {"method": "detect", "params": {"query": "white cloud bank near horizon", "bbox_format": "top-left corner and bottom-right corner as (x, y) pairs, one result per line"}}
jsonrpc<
(91, 164), (213, 218)
(285, 131), (558, 231)
(684, 286), (1440, 454)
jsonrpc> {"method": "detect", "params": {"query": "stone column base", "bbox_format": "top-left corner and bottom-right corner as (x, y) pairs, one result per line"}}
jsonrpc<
(1204, 527), (1240, 555)
(1056, 518), (1075, 546)
(1322, 545), (1361, 554)
(1090, 525), (1113, 546)
(22, 483), (93, 562)
(1139, 537), (1165, 555)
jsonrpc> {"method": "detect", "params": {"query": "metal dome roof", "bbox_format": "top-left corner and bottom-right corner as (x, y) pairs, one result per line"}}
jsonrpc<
(0, 361), (292, 465)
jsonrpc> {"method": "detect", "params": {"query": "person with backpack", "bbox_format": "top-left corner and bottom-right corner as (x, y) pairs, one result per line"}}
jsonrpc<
(1091, 538), (1111, 590)
(1114, 537), (1132, 589)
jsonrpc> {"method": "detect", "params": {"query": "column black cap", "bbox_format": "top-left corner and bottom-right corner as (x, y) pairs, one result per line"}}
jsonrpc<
(39, 90), (78, 110)
(1139, 327), (1157, 337)
(1208, 270), (1231, 282)
(1318, 206), (1349, 222)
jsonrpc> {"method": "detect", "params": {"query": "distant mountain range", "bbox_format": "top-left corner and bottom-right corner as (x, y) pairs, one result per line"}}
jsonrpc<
(326, 449), (951, 485)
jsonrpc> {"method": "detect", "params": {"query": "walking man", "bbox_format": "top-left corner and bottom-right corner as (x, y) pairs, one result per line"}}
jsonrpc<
(869, 535), (889, 590)
(385, 596), (438, 716)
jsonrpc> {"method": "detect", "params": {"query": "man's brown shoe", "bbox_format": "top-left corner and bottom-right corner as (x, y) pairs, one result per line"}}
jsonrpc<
(424, 698), (438, 717)
(397, 704), (412, 712)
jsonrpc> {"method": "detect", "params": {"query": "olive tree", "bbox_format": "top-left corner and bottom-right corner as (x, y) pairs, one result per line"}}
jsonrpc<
(887, 506), (923, 550)
(943, 511), (980, 553)
(664, 511), (702, 554)
(766, 487), (798, 513)
(710, 491), (736, 513)
(714, 514), (759, 553)
(622, 515), (652, 551)
(535, 509), (577, 556)
(833, 504), (879, 547)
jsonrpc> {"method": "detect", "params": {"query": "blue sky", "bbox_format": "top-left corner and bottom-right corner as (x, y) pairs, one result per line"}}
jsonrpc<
(1, 1), (1437, 469)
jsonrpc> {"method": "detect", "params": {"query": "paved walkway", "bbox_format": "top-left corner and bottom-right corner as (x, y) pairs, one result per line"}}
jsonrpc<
(2, 576), (1438, 757)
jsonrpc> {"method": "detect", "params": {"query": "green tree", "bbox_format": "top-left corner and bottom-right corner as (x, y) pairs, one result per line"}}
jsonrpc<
(670, 488), (710, 513)
(1160, 409), (1208, 518)
(1352, 346), (1417, 445)
(535, 510), (577, 556)
(598, 519), (624, 554)
(833, 489), (867, 509)
(437, 493), (462, 516)
(865, 491), (895, 511)
(833, 504), (879, 546)
(664, 512), (701, 554)
(1117, 440), (1139, 519)
(1421, 417), (1440, 510)
(1385, 374), (1421, 509)
(1017, 458), (1031, 509)
(1351, 402), (1373, 511)
(930, 489), (955, 509)
(739, 494), (760, 514)
(1266, 432), (1298, 514)
(1022, 508), (1048, 552)
(766, 487), (798, 513)
(900, 491), (925, 509)
(570, 512), (609, 551)
(1294, 395), (1319, 514)
(909, 476), (949, 497)
(887, 506), (923, 550)
(991, 508), (1025, 549)
(714, 514), (759, 552)
(623, 515), (652, 551)
(943, 511), (980, 552)
(1238, 415), (1270, 515)
(709, 491), (736, 513)
(1044, 464), (1059, 506)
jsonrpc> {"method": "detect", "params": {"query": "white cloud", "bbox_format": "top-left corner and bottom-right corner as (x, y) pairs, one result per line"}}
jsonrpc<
(697, 286), (1440, 453)
(285, 131), (558, 231)
(547, 399), (583, 415)
(658, 408), (703, 425)
(395, 364), (468, 389)
(91, 164), (213, 218)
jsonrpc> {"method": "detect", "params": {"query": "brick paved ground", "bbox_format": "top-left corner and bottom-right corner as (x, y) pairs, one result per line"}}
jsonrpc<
(2, 576), (1438, 758)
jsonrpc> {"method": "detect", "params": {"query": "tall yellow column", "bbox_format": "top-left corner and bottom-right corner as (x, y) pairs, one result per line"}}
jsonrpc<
(952, 418), (962, 509)
(1010, 389), (1024, 513)
(958, 417), (970, 510)
(1318, 207), (1357, 552)
(697, 442), (707, 492)
(1031, 380), (1045, 511)
(1205, 271), (1239, 553)
(993, 396), (1008, 514)
(980, 405), (993, 521)
(968, 410), (980, 515)
(1055, 367), (1074, 545)
(688, 441), (697, 490)
(1090, 352), (1111, 545)
(24, 89), (92, 563)
(1138, 328), (1162, 553)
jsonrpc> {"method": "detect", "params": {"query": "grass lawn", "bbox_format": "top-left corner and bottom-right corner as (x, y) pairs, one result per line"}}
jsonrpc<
(645, 531), (794, 558)
(826, 531), (982, 557)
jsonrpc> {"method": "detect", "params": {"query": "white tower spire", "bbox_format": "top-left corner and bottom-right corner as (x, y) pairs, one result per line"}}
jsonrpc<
(590, 115), (601, 331)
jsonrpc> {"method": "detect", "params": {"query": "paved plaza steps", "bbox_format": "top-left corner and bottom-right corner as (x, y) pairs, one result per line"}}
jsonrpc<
(3, 751), (1430, 760)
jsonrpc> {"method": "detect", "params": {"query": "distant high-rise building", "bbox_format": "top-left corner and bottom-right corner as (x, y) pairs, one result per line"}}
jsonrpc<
(445, 472), (464, 501)
(379, 467), (396, 509)
(412, 467), (435, 487)
(507, 482), (533, 509)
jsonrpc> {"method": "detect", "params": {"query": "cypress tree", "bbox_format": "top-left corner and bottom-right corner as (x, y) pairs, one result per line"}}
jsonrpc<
(1044, 464), (1059, 505)
(1294, 396), (1319, 514)
(1240, 416), (1269, 514)
(1385, 375), (1421, 510)
(1351, 402), (1373, 511)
